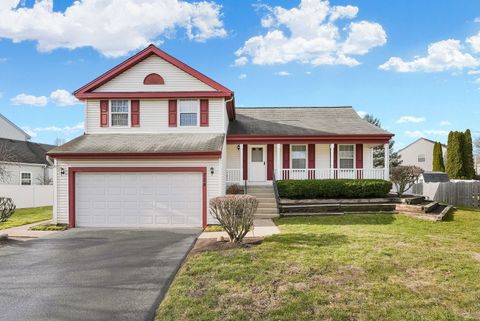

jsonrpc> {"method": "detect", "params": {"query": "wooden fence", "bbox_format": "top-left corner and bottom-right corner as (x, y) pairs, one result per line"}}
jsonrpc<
(412, 182), (480, 208)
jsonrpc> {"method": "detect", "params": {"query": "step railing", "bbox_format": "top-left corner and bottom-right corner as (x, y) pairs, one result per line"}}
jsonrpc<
(276, 168), (386, 180)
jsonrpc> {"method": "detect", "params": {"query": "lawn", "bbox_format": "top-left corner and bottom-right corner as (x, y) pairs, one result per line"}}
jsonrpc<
(156, 209), (480, 321)
(0, 206), (52, 230)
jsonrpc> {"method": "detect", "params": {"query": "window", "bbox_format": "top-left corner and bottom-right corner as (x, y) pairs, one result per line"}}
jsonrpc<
(418, 154), (426, 162)
(179, 99), (199, 126)
(110, 100), (129, 127)
(251, 147), (263, 162)
(339, 145), (355, 169)
(20, 172), (32, 185)
(291, 145), (307, 169)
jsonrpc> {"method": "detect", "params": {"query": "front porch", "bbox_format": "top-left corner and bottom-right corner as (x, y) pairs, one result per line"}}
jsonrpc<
(225, 142), (390, 185)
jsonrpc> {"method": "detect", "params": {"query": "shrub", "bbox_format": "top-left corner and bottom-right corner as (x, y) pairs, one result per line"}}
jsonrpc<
(226, 184), (243, 195)
(390, 166), (423, 196)
(446, 131), (466, 179)
(209, 195), (258, 243)
(464, 129), (475, 179)
(277, 179), (392, 199)
(432, 142), (445, 172)
(0, 197), (16, 222)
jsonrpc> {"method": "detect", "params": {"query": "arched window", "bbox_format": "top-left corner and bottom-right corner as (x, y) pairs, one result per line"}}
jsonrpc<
(143, 73), (165, 85)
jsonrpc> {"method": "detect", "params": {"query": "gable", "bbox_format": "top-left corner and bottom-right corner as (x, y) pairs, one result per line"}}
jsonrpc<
(0, 114), (30, 141)
(94, 55), (217, 93)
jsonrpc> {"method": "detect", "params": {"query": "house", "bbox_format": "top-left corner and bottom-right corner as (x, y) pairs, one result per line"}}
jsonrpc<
(47, 44), (393, 228)
(0, 113), (55, 185)
(398, 138), (447, 171)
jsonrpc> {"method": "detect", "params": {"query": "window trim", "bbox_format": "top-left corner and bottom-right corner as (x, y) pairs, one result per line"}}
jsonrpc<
(20, 171), (32, 186)
(177, 99), (200, 127)
(418, 154), (426, 163)
(290, 144), (308, 169)
(109, 100), (131, 128)
(337, 144), (356, 169)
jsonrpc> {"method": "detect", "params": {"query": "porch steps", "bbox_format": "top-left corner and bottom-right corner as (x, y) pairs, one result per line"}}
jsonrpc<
(247, 185), (279, 219)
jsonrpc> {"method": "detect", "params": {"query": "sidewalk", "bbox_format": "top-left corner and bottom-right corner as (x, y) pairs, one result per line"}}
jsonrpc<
(198, 219), (281, 239)
(0, 220), (58, 241)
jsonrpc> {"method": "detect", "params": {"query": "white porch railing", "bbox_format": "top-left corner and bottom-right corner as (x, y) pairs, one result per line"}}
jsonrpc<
(226, 169), (242, 183)
(276, 168), (386, 180)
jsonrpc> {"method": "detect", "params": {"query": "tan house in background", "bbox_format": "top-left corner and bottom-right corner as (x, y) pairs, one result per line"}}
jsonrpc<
(398, 138), (447, 171)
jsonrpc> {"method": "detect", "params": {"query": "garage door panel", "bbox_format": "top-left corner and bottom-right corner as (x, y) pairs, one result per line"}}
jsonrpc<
(76, 172), (202, 227)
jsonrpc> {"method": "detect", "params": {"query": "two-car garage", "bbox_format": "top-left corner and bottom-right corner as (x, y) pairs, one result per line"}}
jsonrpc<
(71, 169), (206, 228)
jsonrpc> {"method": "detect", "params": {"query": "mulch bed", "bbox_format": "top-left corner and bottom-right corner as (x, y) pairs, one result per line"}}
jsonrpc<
(191, 237), (263, 255)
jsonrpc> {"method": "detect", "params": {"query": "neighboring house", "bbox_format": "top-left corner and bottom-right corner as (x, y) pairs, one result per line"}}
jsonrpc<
(47, 44), (393, 228)
(475, 155), (480, 176)
(398, 138), (447, 171)
(0, 114), (55, 185)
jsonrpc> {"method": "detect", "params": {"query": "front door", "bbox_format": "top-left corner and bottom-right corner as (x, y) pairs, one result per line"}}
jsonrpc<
(249, 146), (266, 182)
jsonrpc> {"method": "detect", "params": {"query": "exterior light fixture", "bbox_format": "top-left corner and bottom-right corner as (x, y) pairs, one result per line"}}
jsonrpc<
(60, 168), (65, 176)
(210, 167), (215, 175)
(237, 144), (240, 151)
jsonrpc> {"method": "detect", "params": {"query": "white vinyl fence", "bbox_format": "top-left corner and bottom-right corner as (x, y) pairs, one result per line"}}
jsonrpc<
(412, 181), (480, 208)
(0, 185), (53, 209)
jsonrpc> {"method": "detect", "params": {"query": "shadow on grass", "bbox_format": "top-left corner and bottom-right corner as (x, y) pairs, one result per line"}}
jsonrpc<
(275, 213), (396, 226)
(265, 233), (348, 248)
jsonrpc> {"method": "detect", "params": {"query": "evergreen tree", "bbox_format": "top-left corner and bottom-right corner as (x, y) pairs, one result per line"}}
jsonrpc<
(446, 131), (466, 179)
(432, 142), (445, 172)
(363, 114), (402, 169)
(464, 129), (475, 179)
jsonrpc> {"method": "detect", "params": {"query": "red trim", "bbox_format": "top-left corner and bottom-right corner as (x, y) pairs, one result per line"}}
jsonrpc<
(76, 91), (232, 100)
(143, 73), (165, 85)
(333, 144), (338, 169)
(68, 167), (208, 228)
(48, 151), (222, 159)
(356, 144), (363, 179)
(227, 134), (393, 144)
(200, 99), (209, 127)
(242, 144), (248, 180)
(168, 100), (177, 127)
(100, 100), (108, 127)
(282, 144), (290, 179)
(308, 144), (315, 179)
(267, 144), (274, 180)
(131, 100), (140, 127)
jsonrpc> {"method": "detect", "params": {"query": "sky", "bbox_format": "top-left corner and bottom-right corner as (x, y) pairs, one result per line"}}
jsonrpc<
(0, 0), (479, 149)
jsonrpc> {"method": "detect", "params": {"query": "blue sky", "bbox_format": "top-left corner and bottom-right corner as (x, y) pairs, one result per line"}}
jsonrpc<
(0, 0), (479, 149)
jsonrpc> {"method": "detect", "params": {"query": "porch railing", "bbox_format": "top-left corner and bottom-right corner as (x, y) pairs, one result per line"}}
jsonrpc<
(276, 168), (386, 180)
(226, 168), (242, 183)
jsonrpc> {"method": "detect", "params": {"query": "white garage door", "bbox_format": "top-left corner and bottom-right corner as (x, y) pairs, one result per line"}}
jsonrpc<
(75, 172), (202, 227)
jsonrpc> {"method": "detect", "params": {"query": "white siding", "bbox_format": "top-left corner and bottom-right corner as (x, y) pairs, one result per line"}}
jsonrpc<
(315, 144), (330, 168)
(54, 159), (222, 225)
(363, 144), (376, 169)
(85, 98), (226, 134)
(94, 55), (216, 92)
(399, 139), (447, 171)
(226, 144), (241, 169)
(0, 163), (48, 185)
(0, 116), (29, 141)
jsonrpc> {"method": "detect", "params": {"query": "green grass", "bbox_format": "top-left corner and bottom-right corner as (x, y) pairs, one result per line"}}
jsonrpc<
(156, 209), (480, 321)
(204, 225), (224, 232)
(30, 223), (67, 231)
(0, 206), (52, 230)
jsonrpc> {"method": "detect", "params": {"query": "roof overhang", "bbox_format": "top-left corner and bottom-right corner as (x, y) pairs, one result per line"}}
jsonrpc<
(47, 151), (222, 160)
(226, 134), (394, 144)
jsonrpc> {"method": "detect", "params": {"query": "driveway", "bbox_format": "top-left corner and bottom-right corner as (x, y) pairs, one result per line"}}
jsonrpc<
(0, 228), (200, 321)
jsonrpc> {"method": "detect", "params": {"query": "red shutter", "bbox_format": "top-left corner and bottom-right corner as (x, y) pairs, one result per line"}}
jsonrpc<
(243, 144), (248, 180)
(168, 100), (177, 127)
(283, 144), (290, 179)
(333, 144), (338, 169)
(356, 144), (363, 179)
(267, 144), (274, 180)
(308, 144), (315, 179)
(200, 99), (209, 127)
(131, 100), (140, 127)
(100, 100), (109, 127)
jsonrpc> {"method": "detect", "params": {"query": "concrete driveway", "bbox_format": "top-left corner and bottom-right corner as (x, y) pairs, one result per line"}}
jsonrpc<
(0, 228), (200, 321)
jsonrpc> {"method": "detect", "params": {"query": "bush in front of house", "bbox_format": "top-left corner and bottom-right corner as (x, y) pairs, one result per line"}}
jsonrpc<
(277, 179), (392, 199)
(209, 195), (258, 243)
(390, 166), (423, 196)
(0, 197), (16, 222)
(226, 184), (243, 195)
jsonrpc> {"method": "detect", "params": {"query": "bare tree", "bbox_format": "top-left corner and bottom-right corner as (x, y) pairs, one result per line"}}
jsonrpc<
(54, 137), (66, 146)
(36, 174), (53, 185)
(390, 166), (424, 196)
(0, 143), (17, 183)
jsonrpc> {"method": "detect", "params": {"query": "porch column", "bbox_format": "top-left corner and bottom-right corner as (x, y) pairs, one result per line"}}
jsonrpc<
(242, 144), (248, 181)
(384, 143), (390, 180)
(239, 144), (243, 183)
(276, 143), (281, 179)
(330, 144), (335, 179)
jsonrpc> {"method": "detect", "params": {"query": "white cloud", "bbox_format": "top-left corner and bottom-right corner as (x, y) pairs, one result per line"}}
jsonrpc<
(466, 32), (480, 53)
(405, 129), (448, 138)
(380, 39), (480, 72)
(49, 89), (79, 106)
(235, 0), (386, 66)
(405, 130), (423, 138)
(11, 89), (80, 107)
(275, 71), (292, 76)
(0, 0), (226, 58)
(234, 57), (248, 66)
(11, 93), (48, 107)
(439, 120), (451, 126)
(468, 69), (480, 75)
(475, 17), (480, 23)
(0, 57), (6, 63)
(424, 129), (449, 136)
(397, 116), (426, 124)
(22, 122), (84, 138)
(238, 73), (247, 79)
(357, 110), (367, 118)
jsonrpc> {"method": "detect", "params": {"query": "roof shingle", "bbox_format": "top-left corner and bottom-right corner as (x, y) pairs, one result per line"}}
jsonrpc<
(0, 138), (55, 165)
